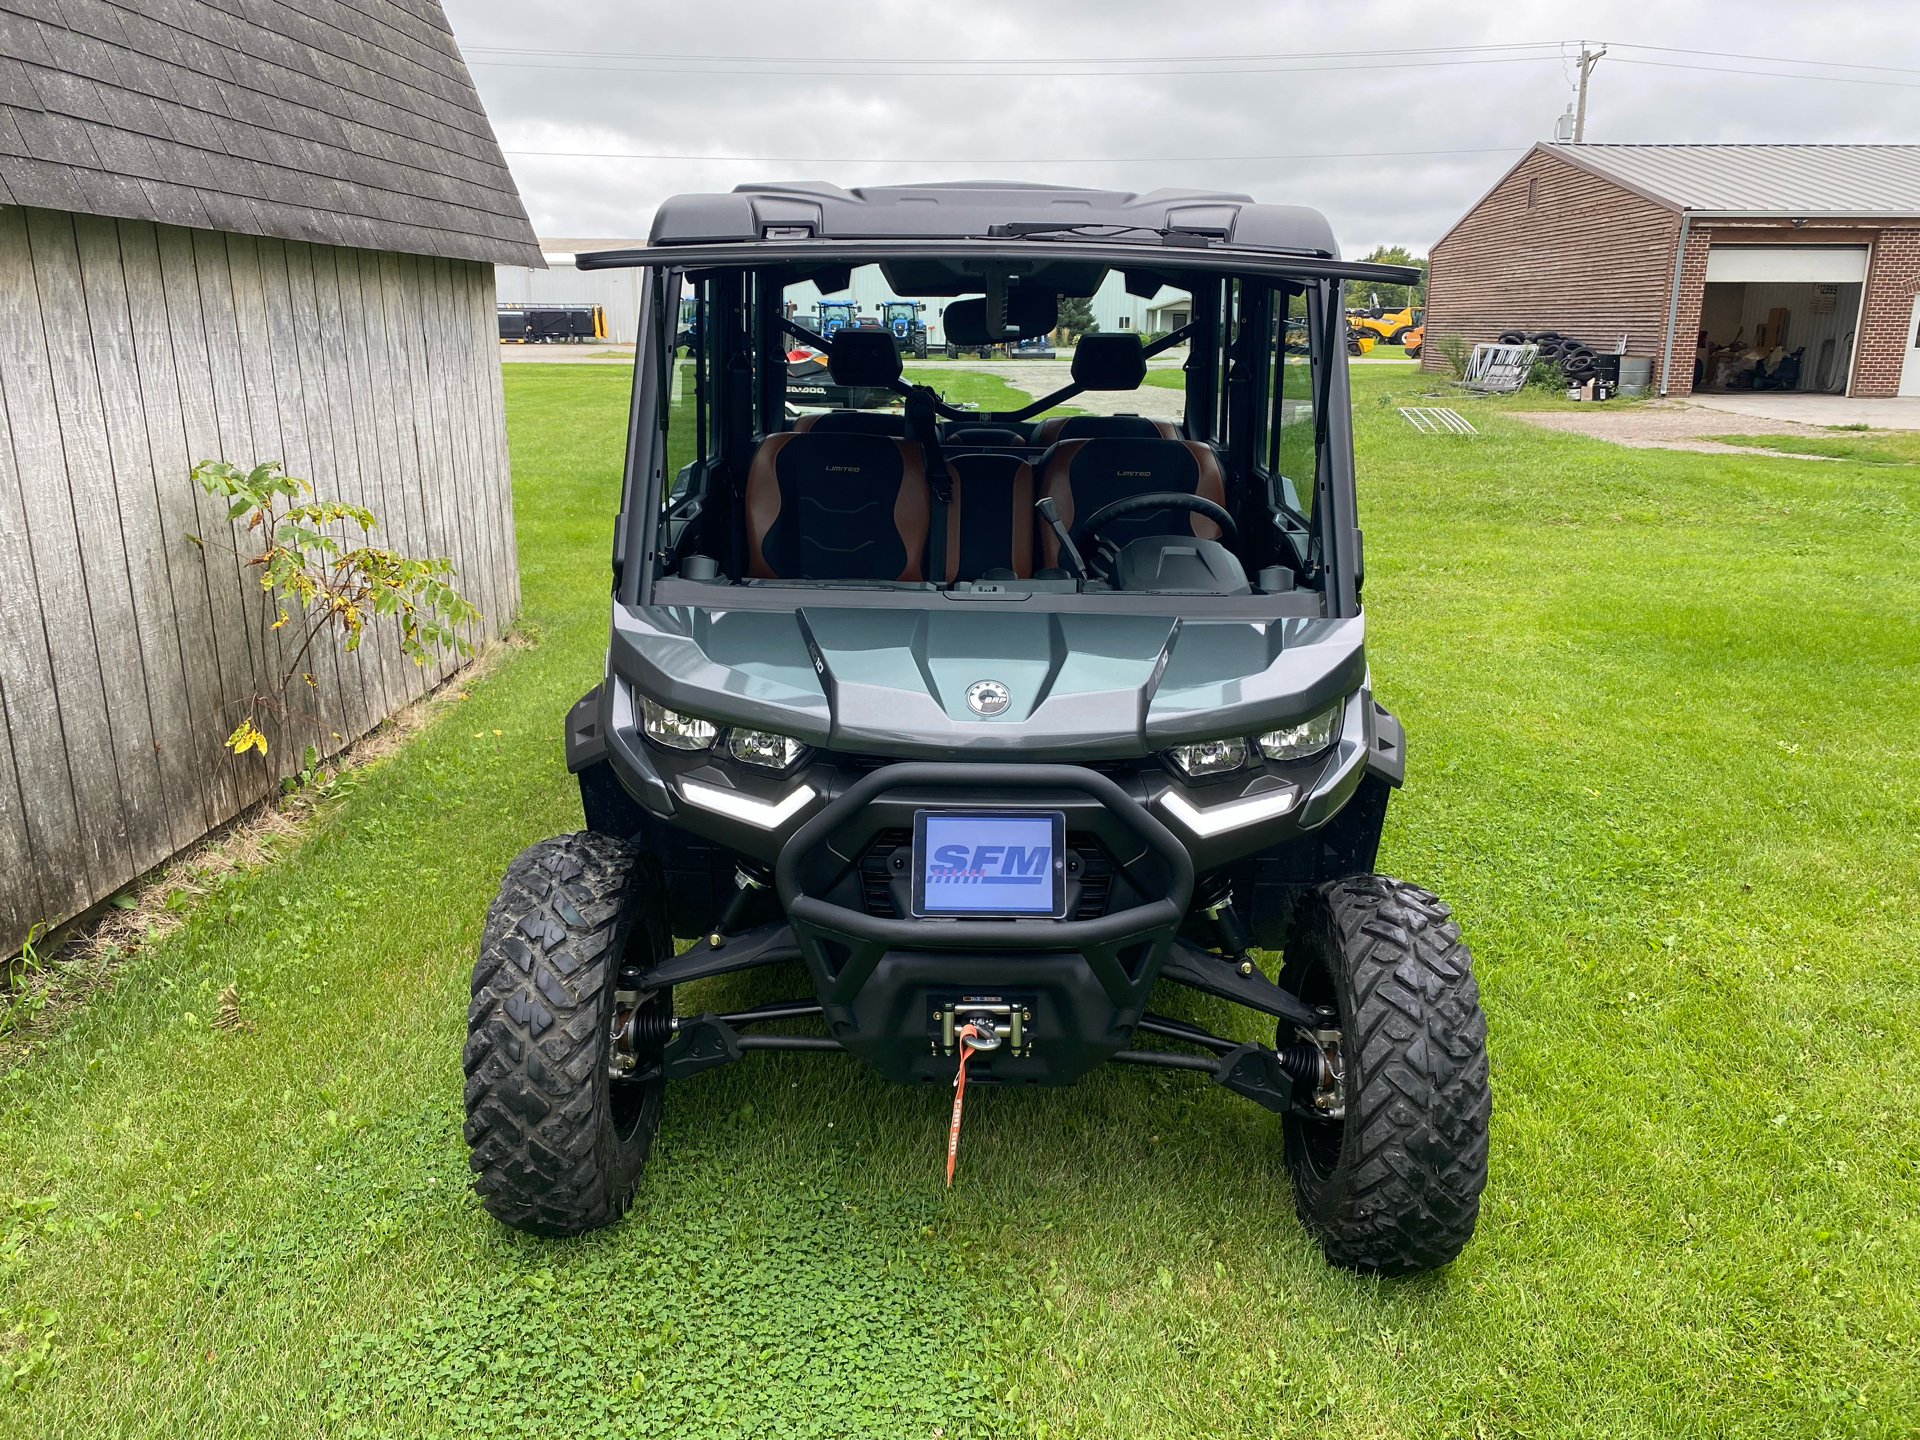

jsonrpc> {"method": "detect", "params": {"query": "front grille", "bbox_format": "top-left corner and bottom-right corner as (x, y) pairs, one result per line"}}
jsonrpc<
(1068, 832), (1115, 919)
(859, 828), (912, 917)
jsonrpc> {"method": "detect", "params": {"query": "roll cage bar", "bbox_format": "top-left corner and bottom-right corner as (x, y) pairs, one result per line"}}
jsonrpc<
(610, 239), (1384, 622)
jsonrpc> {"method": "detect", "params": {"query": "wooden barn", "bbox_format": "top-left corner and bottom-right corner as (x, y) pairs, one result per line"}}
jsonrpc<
(0, 0), (543, 955)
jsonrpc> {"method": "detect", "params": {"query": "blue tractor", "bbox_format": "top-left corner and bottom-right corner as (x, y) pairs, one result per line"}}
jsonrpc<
(816, 300), (859, 339)
(881, 300), (930, 358)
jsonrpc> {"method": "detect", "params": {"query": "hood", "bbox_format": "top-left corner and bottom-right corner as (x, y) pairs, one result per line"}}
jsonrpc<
(611, 602), (1367, 760)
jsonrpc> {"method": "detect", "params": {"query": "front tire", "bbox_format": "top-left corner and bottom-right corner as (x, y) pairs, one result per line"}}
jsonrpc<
(1279, 875), (1490, 1274)
(463, 832), (670, 1236)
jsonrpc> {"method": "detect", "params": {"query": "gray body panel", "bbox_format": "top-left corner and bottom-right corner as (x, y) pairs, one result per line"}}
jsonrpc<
(610, 602), (1368, 762)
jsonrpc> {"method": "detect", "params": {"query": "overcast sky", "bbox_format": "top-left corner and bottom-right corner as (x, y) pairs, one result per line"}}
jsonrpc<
(443, 0), (1920, 258)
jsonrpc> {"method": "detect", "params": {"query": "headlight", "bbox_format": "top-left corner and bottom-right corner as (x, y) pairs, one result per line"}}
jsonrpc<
(1258, 699), (1343, 762)
(1165, 736), (1248, 778)
(725, 728), (808, 771)
(642, 698), (717, 750)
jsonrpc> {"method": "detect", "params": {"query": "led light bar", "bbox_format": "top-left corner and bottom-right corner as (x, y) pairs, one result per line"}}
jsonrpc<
(678, 778), (817, 829)
(1157, 785), (1296, 838)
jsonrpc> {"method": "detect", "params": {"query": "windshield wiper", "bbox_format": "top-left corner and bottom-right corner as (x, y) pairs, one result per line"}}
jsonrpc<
(984, 222), (1227, 247)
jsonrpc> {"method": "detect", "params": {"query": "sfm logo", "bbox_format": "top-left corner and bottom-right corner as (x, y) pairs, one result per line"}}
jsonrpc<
(929, 843), (1048, 884)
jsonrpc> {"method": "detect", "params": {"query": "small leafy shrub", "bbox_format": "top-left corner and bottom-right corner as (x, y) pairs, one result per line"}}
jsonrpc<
(1528, 357), (1570, 392)
(192, 461), (479, 758)
(1437, 332), (1471, 378)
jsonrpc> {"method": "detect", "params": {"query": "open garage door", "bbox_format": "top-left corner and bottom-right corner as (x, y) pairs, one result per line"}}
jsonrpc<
(1704, 245), (1869, 284)
(1698, 246), (1869, 394)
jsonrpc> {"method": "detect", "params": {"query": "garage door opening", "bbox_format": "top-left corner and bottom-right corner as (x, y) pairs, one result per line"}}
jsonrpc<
(1696, 245), (1868, 394)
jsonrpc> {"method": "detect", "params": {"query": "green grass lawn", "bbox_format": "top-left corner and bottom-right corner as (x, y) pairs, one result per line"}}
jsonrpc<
(2, 366), (1917, 1437)
(1699, 431), (1920, 465)
(901, 365), (1081, 418)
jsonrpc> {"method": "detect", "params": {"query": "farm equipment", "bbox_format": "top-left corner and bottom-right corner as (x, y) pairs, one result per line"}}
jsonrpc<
(882, 300), (930, 358)
(466, 184), (1492, 1278)
(816, 300), (859, 338)
(497, 302), (605, 343)
(1347, 299), (1422, 347)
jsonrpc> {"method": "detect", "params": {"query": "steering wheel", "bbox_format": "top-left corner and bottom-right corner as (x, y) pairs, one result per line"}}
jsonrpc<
(1070, 491), (1239, 554)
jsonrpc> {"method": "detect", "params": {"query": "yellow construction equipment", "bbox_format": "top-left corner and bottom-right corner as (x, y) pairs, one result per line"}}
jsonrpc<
(1347, 303), (1423, 347)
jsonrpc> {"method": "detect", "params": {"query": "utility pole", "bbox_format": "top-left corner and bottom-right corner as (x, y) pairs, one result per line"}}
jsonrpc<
(1573, 42), (1607, 142)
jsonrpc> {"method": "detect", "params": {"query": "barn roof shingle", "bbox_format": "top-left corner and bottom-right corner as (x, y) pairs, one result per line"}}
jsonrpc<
(0, 0), (541, 265)
(1545, 143), (1920, 217)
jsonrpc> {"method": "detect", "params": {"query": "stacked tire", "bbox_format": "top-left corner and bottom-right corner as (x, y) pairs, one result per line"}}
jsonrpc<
(1499, 330), (1599, 383)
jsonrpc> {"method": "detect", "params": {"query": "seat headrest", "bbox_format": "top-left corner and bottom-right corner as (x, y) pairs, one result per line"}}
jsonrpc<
(945, 426), (1029, 447)
(827, 330), (903, 387)
(797, 410), (909, 436)
(1072, 334), (1147, 391)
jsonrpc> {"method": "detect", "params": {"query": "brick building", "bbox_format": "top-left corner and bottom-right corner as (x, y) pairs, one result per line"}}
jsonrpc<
(1424, 144), (1920, 398)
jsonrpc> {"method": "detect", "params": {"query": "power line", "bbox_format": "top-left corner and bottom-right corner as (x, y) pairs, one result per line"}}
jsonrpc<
(1612, 43), (1920, 78)
(1609, 56), (1920, 90)
(500, 145), (1524, 165)
(461, 38), (1920, 87)
(463, 40), (1566, 67)
(470, 55), (1566, 79)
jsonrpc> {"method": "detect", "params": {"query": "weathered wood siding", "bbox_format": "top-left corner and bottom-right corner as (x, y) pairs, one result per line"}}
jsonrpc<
(0, 206), (518, 954)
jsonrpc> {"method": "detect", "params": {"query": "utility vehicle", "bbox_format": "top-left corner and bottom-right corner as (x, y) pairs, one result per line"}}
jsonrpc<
(463, 181), (1491, 1275)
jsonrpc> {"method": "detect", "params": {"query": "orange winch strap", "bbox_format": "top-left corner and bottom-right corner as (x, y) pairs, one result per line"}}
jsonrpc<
(945, 1022), (981, 1186)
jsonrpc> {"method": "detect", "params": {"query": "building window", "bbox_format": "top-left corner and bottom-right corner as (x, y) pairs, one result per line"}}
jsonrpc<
(1119, 315), (1132, 329)
(1526, 176), (1539, 210)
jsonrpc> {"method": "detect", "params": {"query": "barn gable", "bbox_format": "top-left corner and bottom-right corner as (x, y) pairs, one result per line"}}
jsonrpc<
(0, 0), (542, 267)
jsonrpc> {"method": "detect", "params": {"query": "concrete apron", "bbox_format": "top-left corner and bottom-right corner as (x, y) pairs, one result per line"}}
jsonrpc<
(1678, 392), (1920, 432)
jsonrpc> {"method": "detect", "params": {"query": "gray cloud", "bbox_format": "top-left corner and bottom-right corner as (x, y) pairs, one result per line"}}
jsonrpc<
(446, 0), (1920, 257)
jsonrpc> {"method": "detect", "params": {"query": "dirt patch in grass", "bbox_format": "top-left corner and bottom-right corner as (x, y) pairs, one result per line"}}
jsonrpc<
(1507, 402), (1858, 456)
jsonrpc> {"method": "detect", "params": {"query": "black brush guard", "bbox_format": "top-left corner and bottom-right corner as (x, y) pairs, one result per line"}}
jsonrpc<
(641, 763), (1332, 1111)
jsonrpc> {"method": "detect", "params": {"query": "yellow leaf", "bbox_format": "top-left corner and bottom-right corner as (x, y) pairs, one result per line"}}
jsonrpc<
(271, 610), (288, 630)
(224, 719), (268, 757)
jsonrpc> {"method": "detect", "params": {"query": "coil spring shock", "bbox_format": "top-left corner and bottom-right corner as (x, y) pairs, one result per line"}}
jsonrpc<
(1275, 1027), (1345, 1118)
(609, 990), (673, 1078)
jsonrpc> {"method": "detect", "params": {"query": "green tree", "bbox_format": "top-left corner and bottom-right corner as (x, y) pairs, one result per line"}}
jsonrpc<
(1344, 246), (1428, 311)
(1056, 295), (1099, 340)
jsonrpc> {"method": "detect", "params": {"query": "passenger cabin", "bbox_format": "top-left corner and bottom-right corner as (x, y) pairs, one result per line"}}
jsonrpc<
(582, 182), (1421, 619)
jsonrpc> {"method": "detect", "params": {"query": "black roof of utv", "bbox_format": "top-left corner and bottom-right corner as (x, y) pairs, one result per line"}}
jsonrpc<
(645, 181), (1343, 258)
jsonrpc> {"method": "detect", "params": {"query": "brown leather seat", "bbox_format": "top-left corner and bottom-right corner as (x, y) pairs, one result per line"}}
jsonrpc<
(933, 453), (1034, 582)
(791, 410), (911, 436)
(1030, 414), (1179, 446)
(1036, 438), (1226, 569)
(746, 432), (931, 581)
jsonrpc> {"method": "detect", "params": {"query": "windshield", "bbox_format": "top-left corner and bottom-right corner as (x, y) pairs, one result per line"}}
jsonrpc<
(647, 257), (1339, 611)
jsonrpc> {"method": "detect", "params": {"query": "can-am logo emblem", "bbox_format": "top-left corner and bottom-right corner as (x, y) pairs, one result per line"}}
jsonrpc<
(966, 680), (1011, 716)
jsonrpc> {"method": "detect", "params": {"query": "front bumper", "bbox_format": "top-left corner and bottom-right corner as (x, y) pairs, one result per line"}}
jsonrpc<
(771, 763), (1193, 1084)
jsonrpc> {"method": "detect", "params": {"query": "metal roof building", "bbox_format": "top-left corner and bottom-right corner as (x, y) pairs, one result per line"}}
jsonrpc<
(1426, 143), (1920, 398)
(0, 0), (537, 956)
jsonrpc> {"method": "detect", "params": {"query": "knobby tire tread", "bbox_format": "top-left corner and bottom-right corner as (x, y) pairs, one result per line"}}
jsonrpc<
(462, 832), (664, 1236)
(1283, 875), (1491, 1274)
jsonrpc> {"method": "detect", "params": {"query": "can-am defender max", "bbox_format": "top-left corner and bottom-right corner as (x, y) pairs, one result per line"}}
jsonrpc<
(463, 182), (1490, 1275)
